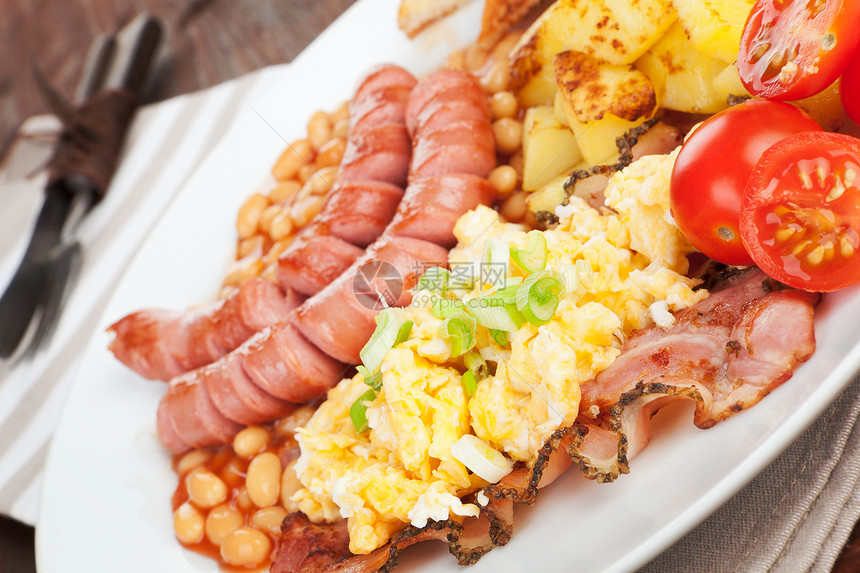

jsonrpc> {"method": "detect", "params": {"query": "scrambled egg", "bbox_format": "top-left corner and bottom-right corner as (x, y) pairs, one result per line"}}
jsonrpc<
(293, 151), (709, 553)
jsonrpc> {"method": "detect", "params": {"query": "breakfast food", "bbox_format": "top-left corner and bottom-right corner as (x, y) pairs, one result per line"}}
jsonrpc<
(155, 68), (497, 455)
(277, 64), (417, 297)
(107, 278), (301, 381)
(104, 0), (860, 570)
(274, 270), (819, 572)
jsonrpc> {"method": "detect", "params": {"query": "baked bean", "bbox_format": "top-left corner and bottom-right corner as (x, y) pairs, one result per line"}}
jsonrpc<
(274, 405), (316, 436)
(233, 426), (271, 459)
(488, 165), (518, 199)
(509, 150), (524, 177)
(482, 60), (510, 94)
(251, 506), (288, 535)
(493, 117), (523, 155)
(186, 468), (228, 508)
(500, 190), (528, 222)
(264, 239), (291, 265)
(237, 235), (265, 259)
(269, 211), (294, 241)
(490, 91), (518, 119)
(236, 486), (255, 513)
(236, 193), (269, 239)
(523, 209), (539, 229)
(331, 101), (350, 124)
(297, 163), (315, 184)
(315, 138), (346, 168)
(280, 460), (303, 511)
(176, 449), (212, 476)
(307, 165), (337, 195)
(290, 195), (325, 227)
(447, 49), (466, 71)
(268, 180), (301, 203)
(205, 504), (244, 545)
(492, 33), (520, 61)
(465, 44), (489, 72)
(220, 456), (246, 489)
(307, 111), (333, 151)
(223, 257), (265, 287)
(258, 204), (283, 235)
(272, 139), (313, 181)
(220, 527), (272, 567)
(246, 452), (281, 508)
(173, 502), (205, 544)
(332, 118), (350, 139)
(261, 263), (278, 284)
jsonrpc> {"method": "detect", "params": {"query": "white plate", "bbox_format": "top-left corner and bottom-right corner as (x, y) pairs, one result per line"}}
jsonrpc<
(37, 1), (860, 572)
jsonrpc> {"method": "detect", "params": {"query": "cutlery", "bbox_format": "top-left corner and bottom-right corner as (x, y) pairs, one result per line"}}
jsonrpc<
(0, 14), (162, 359)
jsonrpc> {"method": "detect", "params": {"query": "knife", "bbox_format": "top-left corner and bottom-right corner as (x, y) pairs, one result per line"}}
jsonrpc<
(0, 15), (162, 359)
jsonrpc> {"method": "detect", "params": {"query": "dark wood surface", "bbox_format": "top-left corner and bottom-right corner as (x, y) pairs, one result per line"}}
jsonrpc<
(1, 1), (858, 572)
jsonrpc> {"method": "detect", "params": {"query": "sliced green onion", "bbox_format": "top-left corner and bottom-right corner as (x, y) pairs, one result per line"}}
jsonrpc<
(431, 295), (465, 319)
(490, 328), (509, 347)
(461, 370), (477, 398)
(450, 434), (514, 483)
(463, 350), (487, 379)
(482, 238), (510, 287)
(516, 271), (563, 326)
(357, 365), (383, 391)
(360, 310), (404, 373)
(448, 262), (479, 291)
(575, 259), (594, 287)
(479, 282), (521, 305)
(561, 265), (579, 292)
(438, 311), (477, 358)
(465, 298), (522, 332)
(415, 267), (450, 295)
(511, 231), (548, 273)
(350, 389), (377, 433)
(394, 321), (413, 346)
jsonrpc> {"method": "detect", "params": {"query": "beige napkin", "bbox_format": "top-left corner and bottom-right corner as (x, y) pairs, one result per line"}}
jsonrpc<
(641, 375), (860, 572)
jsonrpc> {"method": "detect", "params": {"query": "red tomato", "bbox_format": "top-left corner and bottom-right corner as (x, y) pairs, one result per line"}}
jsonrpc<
(670, 100), (821, 265)
(840, 48), (860, 124)
(740, 132), (860, 292)
(737, 0), (860, 101)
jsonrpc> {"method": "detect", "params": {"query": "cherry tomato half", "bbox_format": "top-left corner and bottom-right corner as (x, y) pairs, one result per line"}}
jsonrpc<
(740, 132), (860, 292)
(840, 48), (860, 125)
(737, 0), (860, 101)
(670, 99), (821, 265)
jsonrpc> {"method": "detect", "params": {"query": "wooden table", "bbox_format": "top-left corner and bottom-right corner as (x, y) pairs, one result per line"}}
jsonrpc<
(0, 1), (857, 572)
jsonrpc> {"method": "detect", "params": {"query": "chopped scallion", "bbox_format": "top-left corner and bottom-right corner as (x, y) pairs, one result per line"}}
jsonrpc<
(461, 370), (477, 398)
(439, 311), (477, 357)
(431, 295), (465, 319)
(360, 310), (405, 373)
(463, 350), (487, 379)
(482, 238), (510, 287)
(516, 271), (563, 326)
(415, 267), (450, 295)
(466, 299), (522, 332)
(490, 328), (509, 347)
(511, 231), (548, 273)
(349, 389), (377, 433)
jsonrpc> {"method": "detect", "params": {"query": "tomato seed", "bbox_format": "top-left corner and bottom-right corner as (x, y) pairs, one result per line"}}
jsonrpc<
(807, 246), (825, 265)
(792, 240), (811, 256)
(775, 227), (796, 242)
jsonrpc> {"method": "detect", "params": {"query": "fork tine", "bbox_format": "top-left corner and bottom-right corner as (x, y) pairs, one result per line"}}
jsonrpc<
(24, 243), (83, 358)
